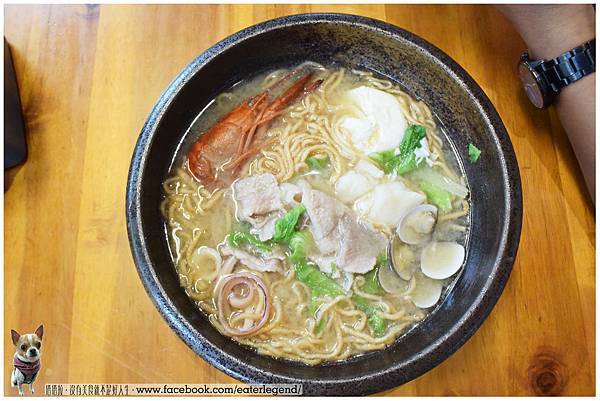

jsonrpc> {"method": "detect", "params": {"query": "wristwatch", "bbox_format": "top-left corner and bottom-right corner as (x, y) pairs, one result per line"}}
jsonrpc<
(518, 39), (595, 109)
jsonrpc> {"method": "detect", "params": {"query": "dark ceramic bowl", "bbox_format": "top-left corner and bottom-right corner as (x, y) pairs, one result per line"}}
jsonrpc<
(126, 13), (522, 395)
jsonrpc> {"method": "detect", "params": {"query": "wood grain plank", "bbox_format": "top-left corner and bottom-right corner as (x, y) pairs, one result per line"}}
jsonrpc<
(4, 4), (594, 396)
(66, 4), (234, 384)
(4, 4), (100, 389)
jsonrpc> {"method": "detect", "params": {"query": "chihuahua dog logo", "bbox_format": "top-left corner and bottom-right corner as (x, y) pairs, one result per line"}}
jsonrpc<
(11, 325), (43, 396)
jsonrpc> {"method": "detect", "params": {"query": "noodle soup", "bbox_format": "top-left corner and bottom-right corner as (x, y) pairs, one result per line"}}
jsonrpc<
(161, 64), (470, 364)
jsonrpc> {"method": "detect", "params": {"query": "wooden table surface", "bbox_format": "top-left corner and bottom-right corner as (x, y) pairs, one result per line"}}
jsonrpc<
(4, 4), (595, 396)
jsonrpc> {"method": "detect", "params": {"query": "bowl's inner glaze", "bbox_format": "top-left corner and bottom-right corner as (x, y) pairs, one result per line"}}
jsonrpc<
(131, 15), (519, 393)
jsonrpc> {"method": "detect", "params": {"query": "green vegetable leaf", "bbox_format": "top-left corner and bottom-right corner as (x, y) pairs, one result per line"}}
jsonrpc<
(295, 258), (388, 337)
(308, 296), (320, 316)
(367, 312), (386, 337)
(330, 263), (339, 275)
(396, 124), (427, 174)
(369, 124), (427, 175)
(273, 204), (306, 243)
(295, 259), (346, 329)
(226, 231), (273, 252)
(468, 143), (481, 163)
(294, 259), (346, 298)
(420, 181), (452, 213)
(314, 316), (327, 335)
(361, 269), (383, 295)
(376, 253), (388, 266)
(360, 253), (388, 295)
(352, 295), (387, 337)
(306, 155), (330, 170)
(368, 150), (397, 174)
(289, 229), (313, 262)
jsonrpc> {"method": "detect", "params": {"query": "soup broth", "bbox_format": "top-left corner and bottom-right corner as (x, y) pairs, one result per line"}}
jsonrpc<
(161, 65), (470, 364)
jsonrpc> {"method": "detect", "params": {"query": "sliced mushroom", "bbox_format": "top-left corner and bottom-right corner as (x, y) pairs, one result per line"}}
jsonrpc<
(409, 271), (443, 308)
(396, 204), (438, 245)
(421, 241), (465, 280)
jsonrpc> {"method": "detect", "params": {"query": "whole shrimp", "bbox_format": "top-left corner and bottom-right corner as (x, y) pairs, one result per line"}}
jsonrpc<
(187, 68), (322, 189)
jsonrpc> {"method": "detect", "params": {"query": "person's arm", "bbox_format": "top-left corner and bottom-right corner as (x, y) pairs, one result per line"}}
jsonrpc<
(498, 5), (596, 202)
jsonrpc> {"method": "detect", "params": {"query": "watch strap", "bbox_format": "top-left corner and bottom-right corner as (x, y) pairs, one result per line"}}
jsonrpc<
(534, 39), (595, 92)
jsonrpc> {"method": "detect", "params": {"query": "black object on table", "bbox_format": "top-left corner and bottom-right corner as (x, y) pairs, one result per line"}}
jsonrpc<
(4, 38), (27, 170)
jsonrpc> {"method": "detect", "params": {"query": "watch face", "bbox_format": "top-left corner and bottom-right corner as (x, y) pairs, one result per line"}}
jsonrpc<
(518, 62), (545, 108)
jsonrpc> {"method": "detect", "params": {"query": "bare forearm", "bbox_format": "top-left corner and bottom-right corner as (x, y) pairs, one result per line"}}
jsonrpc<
(557, 74), (596, 201)
(498, 5), (596, 201)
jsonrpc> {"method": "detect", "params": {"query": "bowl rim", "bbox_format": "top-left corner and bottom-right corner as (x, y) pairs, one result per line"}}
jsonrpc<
(126, 12), (522, 395)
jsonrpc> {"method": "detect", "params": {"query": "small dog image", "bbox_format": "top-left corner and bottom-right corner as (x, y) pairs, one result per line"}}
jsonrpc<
(11, 325), (43, 395)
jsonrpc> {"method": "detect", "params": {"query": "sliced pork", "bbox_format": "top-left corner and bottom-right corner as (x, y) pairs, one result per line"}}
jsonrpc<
(301, 186), (345, 255)
(220, 245), (283, 273)
(233, 173), (283, 225)
(232, 174), (389, 275)
(310, 253), (338, 276)
(279, 182), (303, 207)
(337, 213), (387, 273)
(302, 185), (389, 274)
(250, 211), (282, 242)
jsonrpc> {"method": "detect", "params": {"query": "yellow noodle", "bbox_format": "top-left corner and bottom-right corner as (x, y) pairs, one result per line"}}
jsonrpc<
(439, 201), (470, 221)
(163, 67), (470, 365)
